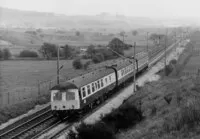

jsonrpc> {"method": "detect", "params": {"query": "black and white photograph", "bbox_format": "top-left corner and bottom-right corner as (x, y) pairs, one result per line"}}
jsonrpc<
(0, 0), (199, 139)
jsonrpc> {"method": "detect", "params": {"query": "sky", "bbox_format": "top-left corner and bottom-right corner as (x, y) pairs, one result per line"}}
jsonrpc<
(0, 0), (200, 18)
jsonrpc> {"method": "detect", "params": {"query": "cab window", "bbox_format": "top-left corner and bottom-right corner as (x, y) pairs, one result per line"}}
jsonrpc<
(65, 92), (75, 100)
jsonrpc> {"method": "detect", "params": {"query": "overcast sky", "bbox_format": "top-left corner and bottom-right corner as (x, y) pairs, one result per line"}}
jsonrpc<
(0, 0), (200, 18)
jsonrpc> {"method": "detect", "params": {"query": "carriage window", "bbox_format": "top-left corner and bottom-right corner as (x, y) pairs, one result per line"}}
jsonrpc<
(97, 80), (100, 89)
(92, 83), (95, 92)
(87, 85), (91, 95)
(105, 78), (108, 84)
(109, 76), (112, 82)
(81, 87), (86, 98)
(95, 82), (98, 89)
(101, 79), (104, 87)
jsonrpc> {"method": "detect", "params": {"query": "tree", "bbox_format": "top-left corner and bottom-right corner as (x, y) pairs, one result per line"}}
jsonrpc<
(73, 58), (83, 69)
(86, 45), (96, 58)
(39, 43), (57, 60)
(3, 48), (11, 60)
(108, 38), (125, 56)
(119, 31), (126, 42)
(76, 31), (80, 36)
(0, 49), (3, 59)
(92, 53), (105, 63)
(19, 50), (38, 57)
(132, 30), (138, 36)
(63, 44), (73, 59)
(149, 33), (165, 46)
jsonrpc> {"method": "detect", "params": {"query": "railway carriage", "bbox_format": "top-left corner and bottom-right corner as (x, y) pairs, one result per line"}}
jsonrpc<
(50, 52), (149, 118)
(51, 66), (117, 117)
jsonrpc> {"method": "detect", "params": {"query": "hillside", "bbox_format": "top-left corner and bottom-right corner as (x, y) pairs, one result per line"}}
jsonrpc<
(0, 7), (163, 29)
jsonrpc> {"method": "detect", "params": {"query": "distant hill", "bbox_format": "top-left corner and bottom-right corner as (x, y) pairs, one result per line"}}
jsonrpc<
(0, 7), (164, 30)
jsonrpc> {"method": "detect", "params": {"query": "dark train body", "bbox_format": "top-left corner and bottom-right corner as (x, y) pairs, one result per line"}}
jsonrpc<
(50, 52), (149, 118)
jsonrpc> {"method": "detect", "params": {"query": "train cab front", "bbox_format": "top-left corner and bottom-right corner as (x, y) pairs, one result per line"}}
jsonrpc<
(50, 83), (80, 118)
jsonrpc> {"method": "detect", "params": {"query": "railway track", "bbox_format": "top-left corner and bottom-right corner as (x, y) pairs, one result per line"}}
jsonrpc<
(0, 40), (182, 139)
(0, 105), (59, 139)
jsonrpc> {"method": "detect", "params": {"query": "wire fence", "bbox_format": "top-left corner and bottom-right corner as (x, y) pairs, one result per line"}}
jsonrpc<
(0, 78), (65, 108)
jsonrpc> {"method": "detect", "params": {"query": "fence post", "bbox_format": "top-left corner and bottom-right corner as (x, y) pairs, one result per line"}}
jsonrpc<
(7, 92), (10, 105)
(38, 80), (40, 97)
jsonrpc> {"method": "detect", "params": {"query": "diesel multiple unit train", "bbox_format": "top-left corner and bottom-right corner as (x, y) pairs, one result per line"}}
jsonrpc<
(51, 52), (149, 117)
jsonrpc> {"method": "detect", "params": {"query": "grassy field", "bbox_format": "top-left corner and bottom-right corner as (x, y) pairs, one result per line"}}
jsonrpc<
(180, 55), (200, 76)
(0, 28), (156, 55)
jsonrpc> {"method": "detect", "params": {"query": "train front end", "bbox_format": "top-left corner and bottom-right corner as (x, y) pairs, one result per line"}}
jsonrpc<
(50, 83), (80, 118)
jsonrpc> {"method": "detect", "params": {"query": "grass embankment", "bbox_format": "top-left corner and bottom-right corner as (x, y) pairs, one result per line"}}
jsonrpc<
(0, 94), (49, 124)
(68, 76), (200, 139)
(68, 43), (200, 139)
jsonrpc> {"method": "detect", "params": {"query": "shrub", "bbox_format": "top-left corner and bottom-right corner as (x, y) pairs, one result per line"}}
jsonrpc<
(0, 49), (3, 59)
(163, 100), (200, 133)
(19, 50), (38, 57)
(165, 64), (173, 76)
(2, 48), (11, 60)
(73, 58), (83, 69)
(68, 122), (115, 139)
(83, 61), (90, 70)
(92, 53), (105, 63)
(102, 104), (143, 132)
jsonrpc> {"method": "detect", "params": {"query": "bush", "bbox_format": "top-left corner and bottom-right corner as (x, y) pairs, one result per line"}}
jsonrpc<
(163, 100), (200, 133)
(19, 50), (38, 57)
(68, 122), (115, 139)
(73, 58), (83, 69)
(0, 49), (3, 59)
(83, 61), (90, 70)
(92, 53), (105, 63)
(2, 48), (11, 60)
(102, 104), (143, 132)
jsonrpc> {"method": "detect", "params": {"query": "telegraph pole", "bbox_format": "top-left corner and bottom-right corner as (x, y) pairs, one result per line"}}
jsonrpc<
(146, 32), (149, 59)
(57, 45), (60, 85)
(164, 28), (168, 75)
(133, 42), (136, 92)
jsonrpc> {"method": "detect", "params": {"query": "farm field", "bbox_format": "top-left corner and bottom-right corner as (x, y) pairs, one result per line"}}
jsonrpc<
(0, 28), (155, 55)
(0, 46), (145, 93)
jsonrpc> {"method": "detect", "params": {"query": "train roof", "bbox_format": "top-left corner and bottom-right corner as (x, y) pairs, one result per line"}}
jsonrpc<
(51, 58), (141, 90)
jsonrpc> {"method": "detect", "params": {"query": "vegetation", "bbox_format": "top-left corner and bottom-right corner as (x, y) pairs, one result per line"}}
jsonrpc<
(149, 33), (165, 46)
(19, 50), (38, 57)
(0, 94), (49, 124)
(69, 102), (143, 139)
(86, 45), (96, 58)
(92, 53), (105, 63)
(76, 31), (80, 36)
(73, 58), (83, 69)
(83, 61), (90, 70)
(63, 44), (73, 59)
(132, 30), (138, 36)
(107, 37), (131, 56)
(39, 43), (58, 60)
(0, 48), (11, 60)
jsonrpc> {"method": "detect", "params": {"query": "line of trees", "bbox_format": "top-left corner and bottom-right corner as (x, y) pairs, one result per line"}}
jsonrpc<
(19, 50), (38, 58)
(38, 43), (76, 60)
(0, 48), (11, 60)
